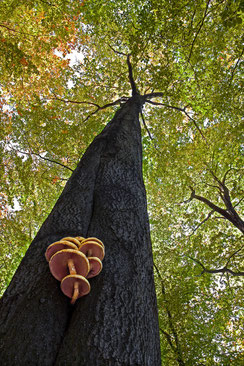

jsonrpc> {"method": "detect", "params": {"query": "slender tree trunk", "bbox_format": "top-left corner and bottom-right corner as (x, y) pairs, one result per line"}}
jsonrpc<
(0, 95), (161, 366)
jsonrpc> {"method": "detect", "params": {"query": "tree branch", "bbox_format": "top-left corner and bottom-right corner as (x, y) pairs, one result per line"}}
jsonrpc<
(127, 54), (139, 96)
(234, 197), (244, 209)
(229, 47), (244, 83)
(108, 44), (128, 56)
(11, 148), (74, 172)
(189, 187), (244, 233)
(188, 255), (244, 277)
(52, 94), (128, 123)
(140, 110), (153, 141)
(145, 99), (185, 113)
(205, 169), (244, 232)
(225, 246), (244, 268)
(0, 23), (51, 38)
(50, 94), (100, 108)
(144, 94), (208, 143)
(189, 210), (214, 237)
(108, 47), (138, 96)
(154, 263), (185, 366)
(160, 328), (177, 353)
(184, 110), (208, 143)
(39, 0), (56, 6)
(222, 168), (234, 185)
(187, 0), (211, 63)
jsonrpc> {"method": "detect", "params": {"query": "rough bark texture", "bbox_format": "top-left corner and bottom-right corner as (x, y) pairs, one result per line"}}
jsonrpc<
(0, 95), (161, 366)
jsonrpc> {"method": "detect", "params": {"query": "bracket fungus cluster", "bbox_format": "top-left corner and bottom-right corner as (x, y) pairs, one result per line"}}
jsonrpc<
(45, 236), (105, 304)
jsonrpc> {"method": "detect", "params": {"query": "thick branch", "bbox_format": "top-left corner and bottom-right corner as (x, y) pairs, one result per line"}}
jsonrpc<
(189, 187), (244, 233)
(127, 54), (139, 96)
(108, 47), (139, 96)
(206, 169), (244, 232)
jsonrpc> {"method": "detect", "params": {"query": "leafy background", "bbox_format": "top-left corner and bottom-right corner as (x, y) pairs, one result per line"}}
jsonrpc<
(0, 0), (243, 364)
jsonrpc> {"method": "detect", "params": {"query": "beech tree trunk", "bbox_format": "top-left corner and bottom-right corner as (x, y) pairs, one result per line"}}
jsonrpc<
(0, 95), (161, 366)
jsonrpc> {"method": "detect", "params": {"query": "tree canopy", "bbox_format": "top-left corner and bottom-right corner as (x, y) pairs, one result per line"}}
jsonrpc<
(0, 0), (243, 364)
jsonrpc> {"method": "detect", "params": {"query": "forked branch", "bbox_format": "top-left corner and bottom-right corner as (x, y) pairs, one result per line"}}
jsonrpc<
(189, 186), (244, 234)
(52, 94), (129, 123)
(188, 253), (244, 277)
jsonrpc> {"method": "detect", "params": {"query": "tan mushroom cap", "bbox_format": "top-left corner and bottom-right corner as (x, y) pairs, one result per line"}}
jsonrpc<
(49, 249), (90, 281)
(45, 241), (78, 262)
(79, 242), (105, 260)
(82, 237), (104, 248)
(75, 236), (85, 244)
(61, 274), (90, 301)
(87, 257), (103, 278)
(60, 237), (80, 248)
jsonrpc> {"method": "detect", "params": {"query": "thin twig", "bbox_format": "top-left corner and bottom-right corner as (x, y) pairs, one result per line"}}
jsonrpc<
(108, 44), (128, 56)
(140, 110), (153, 141)
(189, 210), (214, 237)
(154, 262), (185, 366)
(39, 0), (56, 6)
(234, 197), (244, 209)
(229, 47), (244, 83)
(160, 328), (177, 353)
(11, 148), (74, 172)
(225, 246), (244, 268)
(145, 97), (208, 143)
(184, 110), (208, 143)
(51, 94), (100, 108)
(0, 24), (51, 38)
(187, 0), (211, 63)
(53, 94), (128, 123)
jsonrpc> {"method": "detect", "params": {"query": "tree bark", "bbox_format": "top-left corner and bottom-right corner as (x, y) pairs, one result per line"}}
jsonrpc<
(0, 95), (161, 366)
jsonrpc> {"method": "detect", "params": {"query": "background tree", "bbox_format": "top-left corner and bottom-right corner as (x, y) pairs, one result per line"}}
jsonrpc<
(0, 0), (243, 364)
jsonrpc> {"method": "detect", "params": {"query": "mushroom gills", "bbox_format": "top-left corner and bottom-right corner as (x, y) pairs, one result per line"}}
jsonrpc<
(79, 241), (105, 260)
(82, 237), (104, 248)
(49, 249), (90, 281)
(45, 241), (78, 262)
(61, 274), (90, 304)
(87, 257), (103, 278)
(60, 237), (80, 248)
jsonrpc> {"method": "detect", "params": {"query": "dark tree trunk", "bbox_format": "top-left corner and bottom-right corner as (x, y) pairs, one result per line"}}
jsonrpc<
(0, 95), (161, 366)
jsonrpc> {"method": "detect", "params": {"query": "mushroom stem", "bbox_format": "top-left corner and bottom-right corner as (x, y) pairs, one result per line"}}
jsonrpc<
(68, 259), (77, 275)
(87, 249), (92, 257)
(70, 281), (79, 305)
